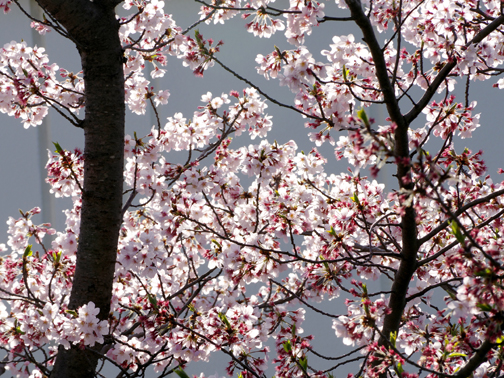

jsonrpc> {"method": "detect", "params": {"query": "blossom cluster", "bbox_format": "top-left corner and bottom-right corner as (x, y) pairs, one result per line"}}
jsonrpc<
(2, 1), (504, 378)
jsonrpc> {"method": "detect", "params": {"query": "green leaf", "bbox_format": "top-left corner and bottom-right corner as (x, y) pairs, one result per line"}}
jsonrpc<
(342, 64), (348, 81)
(449, 220), (466, 243)
(395, 361), (404, 375)
(274, 45), (283, 58)
(218, 312), (232, 329)
(259, 149), (266, 162)
(476, 303), (492, 312)
(298, 356), (308, 371)
(174, 368), (191, 378)
(53, 251), (62, 264)
(194, 29), (206, 50)
(65, 309), (78, 318)
(350, 192), (360, 204)
(361, 283), (368, 296)
(448, 352), (467, 358)
(321, 258), (330, 271)
(474, 268), (493, 278)
(187, 303), (196, 313)
(357, 108), (370, 128)
(283, 340), (292, 353)
(23, 245), (32, 259)
(148, 294), (158, 309)
(389, 331), (397, 348)
(53, 142), (64, 155)
(194, 29), (201, 41)
(15, 326), (25, 335)
(326, 226), (337, 237)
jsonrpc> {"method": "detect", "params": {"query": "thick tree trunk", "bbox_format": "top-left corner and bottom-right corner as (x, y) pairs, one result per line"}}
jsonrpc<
(34, 1), (124, 377)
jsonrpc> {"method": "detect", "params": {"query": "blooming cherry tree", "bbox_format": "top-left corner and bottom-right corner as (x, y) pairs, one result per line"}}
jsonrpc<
(2, 0), (504, 378)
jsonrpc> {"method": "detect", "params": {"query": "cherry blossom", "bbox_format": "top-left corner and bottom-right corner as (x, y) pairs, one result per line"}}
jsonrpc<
(2, 1), (504, 378)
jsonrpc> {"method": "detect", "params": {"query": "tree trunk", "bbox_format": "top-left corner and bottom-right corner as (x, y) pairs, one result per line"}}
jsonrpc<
(34, 1), (125, 377)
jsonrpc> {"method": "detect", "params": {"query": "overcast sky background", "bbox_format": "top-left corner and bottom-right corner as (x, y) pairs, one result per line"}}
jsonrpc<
(1, 1), (504, 376)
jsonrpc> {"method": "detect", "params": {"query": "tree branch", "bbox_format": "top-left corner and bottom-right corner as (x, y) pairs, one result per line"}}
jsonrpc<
(344, 0), (406, 130)
(418, 187), (504, 245)
(453, 339), (494, 378)
(344, 0), (418, 359)
(404, 14), (504, 124)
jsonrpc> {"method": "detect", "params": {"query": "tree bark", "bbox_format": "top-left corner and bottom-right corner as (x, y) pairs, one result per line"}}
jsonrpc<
(34, 1), (125, 377)
(344, 0), (419, 351)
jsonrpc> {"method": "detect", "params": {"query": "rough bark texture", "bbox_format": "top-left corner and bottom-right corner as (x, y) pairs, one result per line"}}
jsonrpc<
(34, 1), (124, 377)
